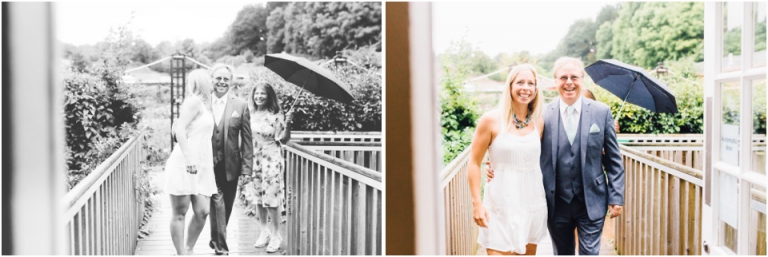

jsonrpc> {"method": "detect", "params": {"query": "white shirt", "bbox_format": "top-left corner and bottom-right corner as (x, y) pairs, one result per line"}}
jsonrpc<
(212, 92), (229, 125)
(559, 96), (583, 126)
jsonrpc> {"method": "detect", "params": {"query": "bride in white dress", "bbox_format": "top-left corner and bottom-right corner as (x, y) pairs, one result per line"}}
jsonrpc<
(468, 64), (548, 255)
(163, 69), (217, 255)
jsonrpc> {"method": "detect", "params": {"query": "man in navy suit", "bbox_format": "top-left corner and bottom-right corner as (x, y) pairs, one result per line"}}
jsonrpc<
(487, 57), (624, 255)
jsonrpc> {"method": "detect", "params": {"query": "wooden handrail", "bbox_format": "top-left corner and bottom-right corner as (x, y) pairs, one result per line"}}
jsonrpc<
(440, 148), (470, 187)
(286, 141), (381, 186)
(620, 144), (703, 182)
(63, 131), (145, 255)
(284, 139), (382, 255)
(296, 141), (381, 147)
(64, 132), (143, 216)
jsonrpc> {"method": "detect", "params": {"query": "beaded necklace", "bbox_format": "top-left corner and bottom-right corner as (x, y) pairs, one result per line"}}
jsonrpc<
(512, 109), (532, 129)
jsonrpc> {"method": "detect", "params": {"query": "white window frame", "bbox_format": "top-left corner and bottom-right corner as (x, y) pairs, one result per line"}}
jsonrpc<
(709, 2), (767, 255)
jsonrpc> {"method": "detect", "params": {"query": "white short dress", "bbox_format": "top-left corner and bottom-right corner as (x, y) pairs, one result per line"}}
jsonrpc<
(163, 95), (217, 196)
(477, 119), (548, 254)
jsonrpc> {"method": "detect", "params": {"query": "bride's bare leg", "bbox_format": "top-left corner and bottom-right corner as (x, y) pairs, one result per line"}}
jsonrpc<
(486, 248), (510, 255)
(485, 244), (537, 256)
(524, 244), (537, 255)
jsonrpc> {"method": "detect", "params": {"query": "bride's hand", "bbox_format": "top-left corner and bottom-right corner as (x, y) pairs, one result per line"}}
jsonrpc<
(485, 161), (495, 183)
(473, 204), (490, 228)
(186, 164), (198, 174)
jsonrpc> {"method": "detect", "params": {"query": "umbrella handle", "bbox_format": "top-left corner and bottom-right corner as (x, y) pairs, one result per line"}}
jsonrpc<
(288, 75), (311, 114)
(615, 74), (639, 119)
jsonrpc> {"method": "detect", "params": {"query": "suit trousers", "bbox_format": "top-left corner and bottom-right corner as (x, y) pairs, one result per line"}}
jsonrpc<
(209, 161), (239, 253)
(548, 196), (605, 255)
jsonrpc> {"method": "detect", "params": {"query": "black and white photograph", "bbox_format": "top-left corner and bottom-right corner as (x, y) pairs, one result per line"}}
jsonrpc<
(3, 1), (381, 255)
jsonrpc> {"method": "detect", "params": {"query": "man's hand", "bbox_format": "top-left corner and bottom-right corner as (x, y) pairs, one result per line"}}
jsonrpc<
(485, 161), (495, 183)
(609, 205), (623, 218)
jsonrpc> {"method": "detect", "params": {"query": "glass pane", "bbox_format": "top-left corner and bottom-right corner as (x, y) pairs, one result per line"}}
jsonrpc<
(722, 82), (741, 166)
(754, 79), (767, 174)
(723, 2), (743, 72)
(721, 172), (740, 252)
(754, 2), (767, 68)
(749, 184), (766, 255)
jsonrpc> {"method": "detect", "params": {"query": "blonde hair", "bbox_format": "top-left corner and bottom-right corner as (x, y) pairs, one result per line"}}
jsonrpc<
(552, 56), (585, 78)
(497, 64), (543, 129)
(186, 69), (212, 109)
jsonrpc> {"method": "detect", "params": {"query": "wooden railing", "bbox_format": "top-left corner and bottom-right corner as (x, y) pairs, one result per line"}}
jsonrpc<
(292, 131), (382, 143)
(439, 148), (477, 255)
(283, 142), (382, 255)
(617, 134), (704, 144)
(63, 132), (146, 255)
(297, 141), (382, 172)
(613, 144), (703, 255)
(623, 143), (704, 170)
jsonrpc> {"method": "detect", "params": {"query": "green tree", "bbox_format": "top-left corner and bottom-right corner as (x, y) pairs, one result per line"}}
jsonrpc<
(595, 22), (614, 59)
(609, 2), (704, 68)
(470, 50), (496, 75)
(440, 39), (479, 164)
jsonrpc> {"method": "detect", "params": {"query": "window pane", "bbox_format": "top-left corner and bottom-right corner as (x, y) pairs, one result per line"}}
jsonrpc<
(754, 79), (766, 174)
(722, 82), (741, 166)
(754, 2), (767, 68)
(723, 2), (743, 72)
(721, 172), (740, 252)
(749, 184), (766, 255)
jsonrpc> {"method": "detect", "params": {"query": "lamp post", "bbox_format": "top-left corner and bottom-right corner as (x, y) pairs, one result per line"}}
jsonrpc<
(333, 51), (347, 67)
(655, 62), (668, 76)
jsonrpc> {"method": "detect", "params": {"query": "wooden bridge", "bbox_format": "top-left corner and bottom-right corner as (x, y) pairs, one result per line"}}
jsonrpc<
(63, 131), (382, 255)
(441, 134), (766, 255)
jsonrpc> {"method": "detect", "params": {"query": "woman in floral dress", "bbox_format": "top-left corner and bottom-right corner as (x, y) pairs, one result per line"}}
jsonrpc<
(239, 82), (293, 253)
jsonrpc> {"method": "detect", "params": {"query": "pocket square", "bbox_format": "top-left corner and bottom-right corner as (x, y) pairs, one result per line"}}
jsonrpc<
(231, 111), (240, 118)
(589, 123), (601, 133)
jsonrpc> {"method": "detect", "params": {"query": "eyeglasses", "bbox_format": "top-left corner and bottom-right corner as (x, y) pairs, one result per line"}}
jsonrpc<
(214, 76), (230, 83)
(557, 75), (582, 83)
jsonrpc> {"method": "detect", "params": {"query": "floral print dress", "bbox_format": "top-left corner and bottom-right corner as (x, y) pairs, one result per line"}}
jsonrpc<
(239, 111), (286, 216)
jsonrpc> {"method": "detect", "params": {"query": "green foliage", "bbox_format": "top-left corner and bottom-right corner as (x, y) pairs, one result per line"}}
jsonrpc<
(541, 5), (618, 69)
(236, 60), (381, 132)
(470, 50), (496, 75)
(756, 19), (767, 52)
(752, 80), (767, 135)
(590, 58), (703, 134)
(440, 40), (479, 164)
(609, 2), (704, 69)
(595, 22), (614, 59)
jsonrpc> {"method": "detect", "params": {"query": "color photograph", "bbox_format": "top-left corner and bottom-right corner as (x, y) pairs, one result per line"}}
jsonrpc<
(386, 2), (765, 255)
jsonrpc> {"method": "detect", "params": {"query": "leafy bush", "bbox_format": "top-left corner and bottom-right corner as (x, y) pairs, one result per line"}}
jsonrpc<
(439, 40), (479, 164)
(235, 60), (381, 132)
(64, 26), (142, 190)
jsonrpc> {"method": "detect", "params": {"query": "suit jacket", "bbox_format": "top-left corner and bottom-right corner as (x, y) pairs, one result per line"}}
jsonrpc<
(540, 97), (625, 221)
(213, 94), (253, 181)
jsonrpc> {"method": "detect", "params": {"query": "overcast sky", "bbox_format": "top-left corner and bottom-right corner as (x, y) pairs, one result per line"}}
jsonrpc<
(433, 1), (615, 57)
(56, 1), (264, 46)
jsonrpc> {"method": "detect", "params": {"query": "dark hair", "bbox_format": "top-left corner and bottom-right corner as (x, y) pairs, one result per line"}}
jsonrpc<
(248, 82), (281, 114)
(582, 89), (596, 101)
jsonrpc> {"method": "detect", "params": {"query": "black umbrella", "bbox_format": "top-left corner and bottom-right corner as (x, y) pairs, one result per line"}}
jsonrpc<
(585, 59), (678, 118)
(264, 53), (355, 112)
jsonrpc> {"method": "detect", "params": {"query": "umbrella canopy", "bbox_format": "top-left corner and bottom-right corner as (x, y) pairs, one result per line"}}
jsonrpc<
(585, 59), (678, 114)
(264, 53), (355, 104)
